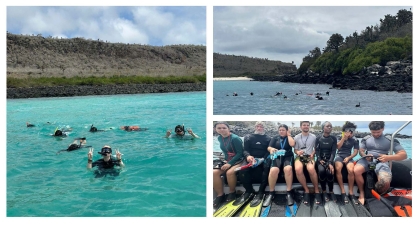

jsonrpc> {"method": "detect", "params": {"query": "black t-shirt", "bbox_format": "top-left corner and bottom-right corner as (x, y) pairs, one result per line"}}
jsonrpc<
(269, 135), (293, 157)
(315, 135), (337, 162)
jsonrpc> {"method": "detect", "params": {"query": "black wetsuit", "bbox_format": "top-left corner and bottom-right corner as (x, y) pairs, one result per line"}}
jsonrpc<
(92, 158), (122, 178)
(241, 134), (271, 193)
(315, 134), (337, 192)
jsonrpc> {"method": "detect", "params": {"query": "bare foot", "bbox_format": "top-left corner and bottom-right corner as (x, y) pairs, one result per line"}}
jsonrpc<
(358, 197), (365, 205)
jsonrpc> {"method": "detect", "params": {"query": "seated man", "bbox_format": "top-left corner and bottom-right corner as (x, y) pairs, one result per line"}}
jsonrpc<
(165, 125), (199, 139)
(240, 121), (271, 205)
(87, 146), (125, 178)
(355, 121), (407, 205)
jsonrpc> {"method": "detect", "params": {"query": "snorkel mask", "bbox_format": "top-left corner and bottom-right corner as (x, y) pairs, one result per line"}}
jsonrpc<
(98, 147), (112, 156)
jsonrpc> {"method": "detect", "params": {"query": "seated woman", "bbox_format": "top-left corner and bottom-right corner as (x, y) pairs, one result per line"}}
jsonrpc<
(213, 122), (244, 209)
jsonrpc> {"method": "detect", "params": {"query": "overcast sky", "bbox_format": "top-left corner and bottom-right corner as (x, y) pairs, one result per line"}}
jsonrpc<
(7, 6), (206, 46)
(214, 6), (411, 68)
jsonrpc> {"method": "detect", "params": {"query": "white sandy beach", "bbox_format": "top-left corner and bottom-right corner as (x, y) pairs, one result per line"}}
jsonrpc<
(213, 77), (254, 81)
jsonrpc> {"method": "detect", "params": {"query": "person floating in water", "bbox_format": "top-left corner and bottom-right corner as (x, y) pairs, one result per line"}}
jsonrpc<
(57, 137), (91, 154)
(26, 122), (35, 127)
(89, 124), (106, 132)
(52, 127), (72, 137)
(233, 92), (238, 96)
(165, 124), (199, 139)
(120, 126), (148, 131)
(87, 146), (125, 178)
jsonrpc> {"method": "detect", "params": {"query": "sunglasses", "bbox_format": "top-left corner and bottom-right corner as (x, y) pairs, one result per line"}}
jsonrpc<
(345, 128), (355, 133)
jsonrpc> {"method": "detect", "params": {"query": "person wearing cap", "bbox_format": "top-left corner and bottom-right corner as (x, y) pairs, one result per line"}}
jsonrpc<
(87, 146), (124, 177)
(335, 121), (359, 204)
(165, 124), (199, 139)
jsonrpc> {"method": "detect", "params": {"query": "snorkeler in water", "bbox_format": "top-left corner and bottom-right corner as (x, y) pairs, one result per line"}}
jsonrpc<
(57, 138), (91, 154)
(165, 124), (199, 139)
(120, 126), (148, 131)
(89, 124), (106, 132)
(26, 122), (35, 127)
(87, 146), (125, 178)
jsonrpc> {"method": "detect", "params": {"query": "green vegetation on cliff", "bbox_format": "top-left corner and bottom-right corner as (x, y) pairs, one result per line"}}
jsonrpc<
(297, 9), (412, 75)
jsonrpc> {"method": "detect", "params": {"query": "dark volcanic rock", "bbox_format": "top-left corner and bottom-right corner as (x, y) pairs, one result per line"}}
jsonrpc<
(250, 61), (412, 93)
(7, 83), (206, 99)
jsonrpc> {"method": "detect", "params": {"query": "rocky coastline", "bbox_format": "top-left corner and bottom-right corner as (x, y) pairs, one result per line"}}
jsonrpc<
(6, 83), (206, 99)
(250, 61), (412, 93)
(213, 124), (411, 139)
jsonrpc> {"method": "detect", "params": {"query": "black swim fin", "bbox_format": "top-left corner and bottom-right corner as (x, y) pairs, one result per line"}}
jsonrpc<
(295, 192), (311, 217)
(336, 194), (357, 217)
(324, 193), (342, 217)
(311, 194), (327, 217)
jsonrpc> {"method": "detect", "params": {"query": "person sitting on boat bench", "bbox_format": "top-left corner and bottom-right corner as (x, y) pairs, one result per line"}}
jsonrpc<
(315, 121), (337, 203)
(165, 125), (199, 139)
(335, 121), (359, 204)
(265, 124), (295, 207)
(240, 121), (271, 206)
(87, 145), (125, 178)
(213, 122), (244, 209)
(355, 121), (407, 205)
(293, 121), (321, 205)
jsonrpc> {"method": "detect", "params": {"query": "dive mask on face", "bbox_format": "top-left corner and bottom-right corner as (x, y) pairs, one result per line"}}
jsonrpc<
(98, 147), (112, 155)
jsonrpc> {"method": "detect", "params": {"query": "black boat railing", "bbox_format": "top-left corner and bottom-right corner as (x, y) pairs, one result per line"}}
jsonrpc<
(389, 121), (411, 170)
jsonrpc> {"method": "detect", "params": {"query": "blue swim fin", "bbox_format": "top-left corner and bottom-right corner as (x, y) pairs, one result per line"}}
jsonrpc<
(285, 202), (298, 217)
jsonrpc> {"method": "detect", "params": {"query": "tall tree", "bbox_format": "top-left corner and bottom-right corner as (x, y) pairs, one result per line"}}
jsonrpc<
(326, 33), (344, 53)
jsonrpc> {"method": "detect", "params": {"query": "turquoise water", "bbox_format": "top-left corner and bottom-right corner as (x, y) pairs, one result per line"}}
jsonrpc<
(213, 136), (412, 160)
(213, 80), (412, 115)
(7, 92), (206, 217)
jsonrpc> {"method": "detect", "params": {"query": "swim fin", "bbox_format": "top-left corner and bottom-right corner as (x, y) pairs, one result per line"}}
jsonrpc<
(285, 202), (298, 217)
(213, 192), (254, 217)
(324, 193), (342, 217)
(336, 194), (357, 217)
(350, 195), (372, 217)
(295, 192), (311, 217)
(238, 194), (264, 217)
(266, 194), (286, 217)
(260, 205), (270, 217)
(311, 193), (327, 217)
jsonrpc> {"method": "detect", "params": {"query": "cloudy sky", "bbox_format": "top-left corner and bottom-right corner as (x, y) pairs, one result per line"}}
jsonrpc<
(213, 6), (411, 68)
(7, 6), (206, 46)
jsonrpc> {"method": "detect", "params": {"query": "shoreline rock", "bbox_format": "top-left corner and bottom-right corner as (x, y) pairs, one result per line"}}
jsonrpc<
(250, 61), (412, 93)
(7, 83), (206, 99)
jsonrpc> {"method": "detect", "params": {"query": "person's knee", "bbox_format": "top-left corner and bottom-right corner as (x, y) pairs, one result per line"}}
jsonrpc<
(283, 165), (292, 174)
(269, 167), (279, 176)
(353, 166), (364, 176)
